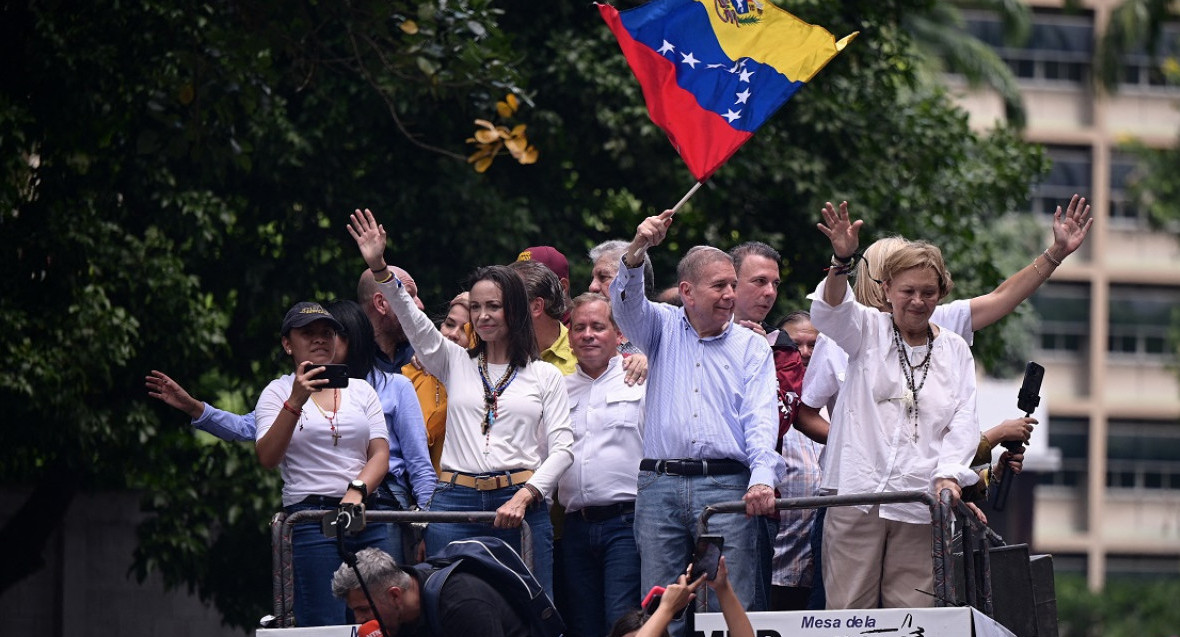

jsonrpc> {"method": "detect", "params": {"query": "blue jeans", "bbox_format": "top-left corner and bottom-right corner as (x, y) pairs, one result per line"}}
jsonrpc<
(286, 502), (394, 627)
(754, 514), (778, 611)
(807, 506), (827, 610)
(634, 470), (760, 636)
(423, 480), (555, 599)
(373, 476), (411, 563)
(561, 509), (642, 637)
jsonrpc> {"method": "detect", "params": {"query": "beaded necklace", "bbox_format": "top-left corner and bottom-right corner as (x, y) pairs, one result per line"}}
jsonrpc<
(477, 352), (519, 438)
(892, 321), (933, 441)
(310, 388), (341, 446)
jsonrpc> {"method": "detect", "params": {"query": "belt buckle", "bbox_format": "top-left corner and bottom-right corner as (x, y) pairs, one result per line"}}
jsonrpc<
(476, 475), (507, 491)
(663, 460), (683, 476)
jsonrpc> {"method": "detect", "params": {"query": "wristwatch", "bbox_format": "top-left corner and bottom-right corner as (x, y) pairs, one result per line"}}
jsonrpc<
(347, 479), (368, 498)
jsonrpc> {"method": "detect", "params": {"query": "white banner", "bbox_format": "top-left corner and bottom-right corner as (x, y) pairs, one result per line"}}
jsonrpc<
(693, 607), (1016, 637)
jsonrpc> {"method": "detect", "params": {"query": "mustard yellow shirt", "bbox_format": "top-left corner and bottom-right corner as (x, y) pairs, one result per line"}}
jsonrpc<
(541, 324), (578, 376)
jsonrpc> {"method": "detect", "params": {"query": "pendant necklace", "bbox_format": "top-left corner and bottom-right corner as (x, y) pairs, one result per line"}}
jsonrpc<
(478, 352), (519, 450)
(311, 388), (341, 446)
(892, 321), (933, 441)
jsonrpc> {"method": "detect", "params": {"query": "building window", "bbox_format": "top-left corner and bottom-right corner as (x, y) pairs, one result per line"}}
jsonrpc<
(1107, 419), (1180, 490)
(1032, 282), (1090, 356)
(1028, 145), (1092, 216)
(1119, 24), (1180, 91)
(1109, 151), (1147, 228)
(963, 10), (1093, 85)
(1108, 285), (1180, 362)
(1044, 417), (1089, 487)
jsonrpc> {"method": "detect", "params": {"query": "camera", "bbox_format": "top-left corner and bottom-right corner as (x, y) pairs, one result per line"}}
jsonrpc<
(322, 503), (366, 538)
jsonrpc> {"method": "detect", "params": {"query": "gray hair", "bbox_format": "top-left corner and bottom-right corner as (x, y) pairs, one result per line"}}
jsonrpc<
(676, 246), (733, 285)
(331, 547), (410, 598)
(508, 259), (568, 320)
(729, 241), (781, 275)
(590, 239), (655, 299)
(776, 309), (812, 330)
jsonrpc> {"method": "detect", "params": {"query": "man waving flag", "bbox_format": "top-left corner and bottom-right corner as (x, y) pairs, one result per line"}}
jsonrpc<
(599, 0), (856, 182)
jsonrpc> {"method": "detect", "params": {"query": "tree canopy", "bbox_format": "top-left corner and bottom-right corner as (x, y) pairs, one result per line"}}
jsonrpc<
(0, 0), (1046, 627)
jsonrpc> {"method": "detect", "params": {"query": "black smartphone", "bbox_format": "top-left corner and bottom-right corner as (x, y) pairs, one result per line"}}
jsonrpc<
(1017, 361), (1044, 415)
(690, 534), (724, 581)
(310, 363), (350, 388)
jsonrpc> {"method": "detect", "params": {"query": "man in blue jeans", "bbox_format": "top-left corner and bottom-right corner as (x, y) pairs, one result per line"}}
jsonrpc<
(609, 210), (785, 635)
(558, 293), (646, 637)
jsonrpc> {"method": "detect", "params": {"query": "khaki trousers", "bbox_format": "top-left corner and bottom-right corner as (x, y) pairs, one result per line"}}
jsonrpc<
(822, 504), (934, 609)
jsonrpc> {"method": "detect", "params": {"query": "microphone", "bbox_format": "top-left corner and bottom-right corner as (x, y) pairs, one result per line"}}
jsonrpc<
(991, 361), (1044, 511)
(358, 619), (383, 637)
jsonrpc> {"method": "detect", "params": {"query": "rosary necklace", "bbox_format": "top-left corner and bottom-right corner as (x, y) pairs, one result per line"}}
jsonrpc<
(892, 321), (933, 441)
(311, 388), (341, 446)
(478, 352), (519, 440)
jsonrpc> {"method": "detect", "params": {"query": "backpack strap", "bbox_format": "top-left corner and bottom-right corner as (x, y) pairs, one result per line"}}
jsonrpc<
(419, 560), (464, 636)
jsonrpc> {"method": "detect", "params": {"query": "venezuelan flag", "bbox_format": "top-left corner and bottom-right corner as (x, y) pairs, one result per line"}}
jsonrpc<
(599, 0), (856, 181)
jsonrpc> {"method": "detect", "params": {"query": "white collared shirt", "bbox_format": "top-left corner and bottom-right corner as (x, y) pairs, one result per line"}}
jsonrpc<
(559, 356), (646, 511)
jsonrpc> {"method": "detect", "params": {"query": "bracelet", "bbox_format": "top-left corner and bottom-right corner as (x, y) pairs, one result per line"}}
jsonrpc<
(1042, 249), (1062, 267)
(1032, 259), (1048, 279)
(281, 400), (302, 417)
(824, 263), (854, 277)
(523, 483), (543, 508)
(832, 253), (854, 265)
(373, 268), (394, 284)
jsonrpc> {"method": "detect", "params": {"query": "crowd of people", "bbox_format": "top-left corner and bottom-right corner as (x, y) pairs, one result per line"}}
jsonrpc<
(145, 195), (1092, 636)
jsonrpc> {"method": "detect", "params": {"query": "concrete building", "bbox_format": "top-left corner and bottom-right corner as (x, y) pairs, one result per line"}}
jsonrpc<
(953, 0), (1180, 591)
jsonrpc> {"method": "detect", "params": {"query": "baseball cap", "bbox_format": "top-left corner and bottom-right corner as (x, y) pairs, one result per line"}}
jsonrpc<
(516, 246), (569, 281)
(281, 301), (344, 336)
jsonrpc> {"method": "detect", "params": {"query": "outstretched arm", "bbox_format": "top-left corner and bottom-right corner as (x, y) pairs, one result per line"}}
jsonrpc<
(709, 557), (754, 637)
(970, 194), (1093, 330)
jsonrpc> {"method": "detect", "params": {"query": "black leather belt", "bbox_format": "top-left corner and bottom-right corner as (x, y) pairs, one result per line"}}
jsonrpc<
(639, 458), (748, 476)
(573, 501), (635, 523)
(287, 494), (342, 511)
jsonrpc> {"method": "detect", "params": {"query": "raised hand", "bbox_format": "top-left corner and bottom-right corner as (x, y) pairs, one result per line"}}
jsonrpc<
(347, 208), (388, 271)
(817, 201), (862, 259)
(145, 370), (204, 419)
(1050, 194), (1093, 260)
(626, 209), (675, 266)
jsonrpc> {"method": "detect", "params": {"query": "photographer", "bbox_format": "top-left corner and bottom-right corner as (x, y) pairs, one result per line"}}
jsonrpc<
(255, 301), (393, 626)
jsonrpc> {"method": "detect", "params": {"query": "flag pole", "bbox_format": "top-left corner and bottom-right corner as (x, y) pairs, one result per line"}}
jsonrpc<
(670, 181), (704, 215)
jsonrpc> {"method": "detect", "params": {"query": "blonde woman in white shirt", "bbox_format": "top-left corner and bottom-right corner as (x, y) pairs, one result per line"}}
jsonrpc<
(811, 202), (980, 609)
(349, 208), (573, 598)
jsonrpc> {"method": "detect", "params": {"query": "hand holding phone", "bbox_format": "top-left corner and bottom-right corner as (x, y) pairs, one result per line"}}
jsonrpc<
(690, 534), (724, 582)
(310, 363), (350, 388)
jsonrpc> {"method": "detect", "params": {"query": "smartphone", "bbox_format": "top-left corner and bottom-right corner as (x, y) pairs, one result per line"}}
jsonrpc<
(690, 534), (724, 581)
(310, 363), (350, 388)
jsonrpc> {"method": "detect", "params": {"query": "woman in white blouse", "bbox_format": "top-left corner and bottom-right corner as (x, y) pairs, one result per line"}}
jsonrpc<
(254, 301), (391, 626)
(348, 208), (573, 597)
(810, 202), (980, 609)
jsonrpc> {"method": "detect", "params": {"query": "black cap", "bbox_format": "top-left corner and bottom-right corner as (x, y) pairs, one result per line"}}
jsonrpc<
(281, 302), (344, 336)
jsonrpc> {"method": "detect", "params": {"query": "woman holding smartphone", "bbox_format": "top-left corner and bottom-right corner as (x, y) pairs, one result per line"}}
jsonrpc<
(348, 209), (573, 598)
(254, 301), (393, 626)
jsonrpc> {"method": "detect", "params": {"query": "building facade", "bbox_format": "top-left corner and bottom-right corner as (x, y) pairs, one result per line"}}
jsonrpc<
(953, 0), (1180, 590)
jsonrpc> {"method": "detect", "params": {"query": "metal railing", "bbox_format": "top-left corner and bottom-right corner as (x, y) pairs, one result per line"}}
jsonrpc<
(698, 489), (1005, 616)
(271, 491), (1009, 628)
(270, 509), (512, 627)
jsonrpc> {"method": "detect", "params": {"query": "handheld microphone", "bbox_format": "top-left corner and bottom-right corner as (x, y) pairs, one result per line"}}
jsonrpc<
(358, 619), (383, 637)
(992, 361), (1044, 511)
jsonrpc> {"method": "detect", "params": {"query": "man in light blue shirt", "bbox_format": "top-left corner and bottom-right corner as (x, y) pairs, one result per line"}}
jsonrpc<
(609, 209), (784, 623)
